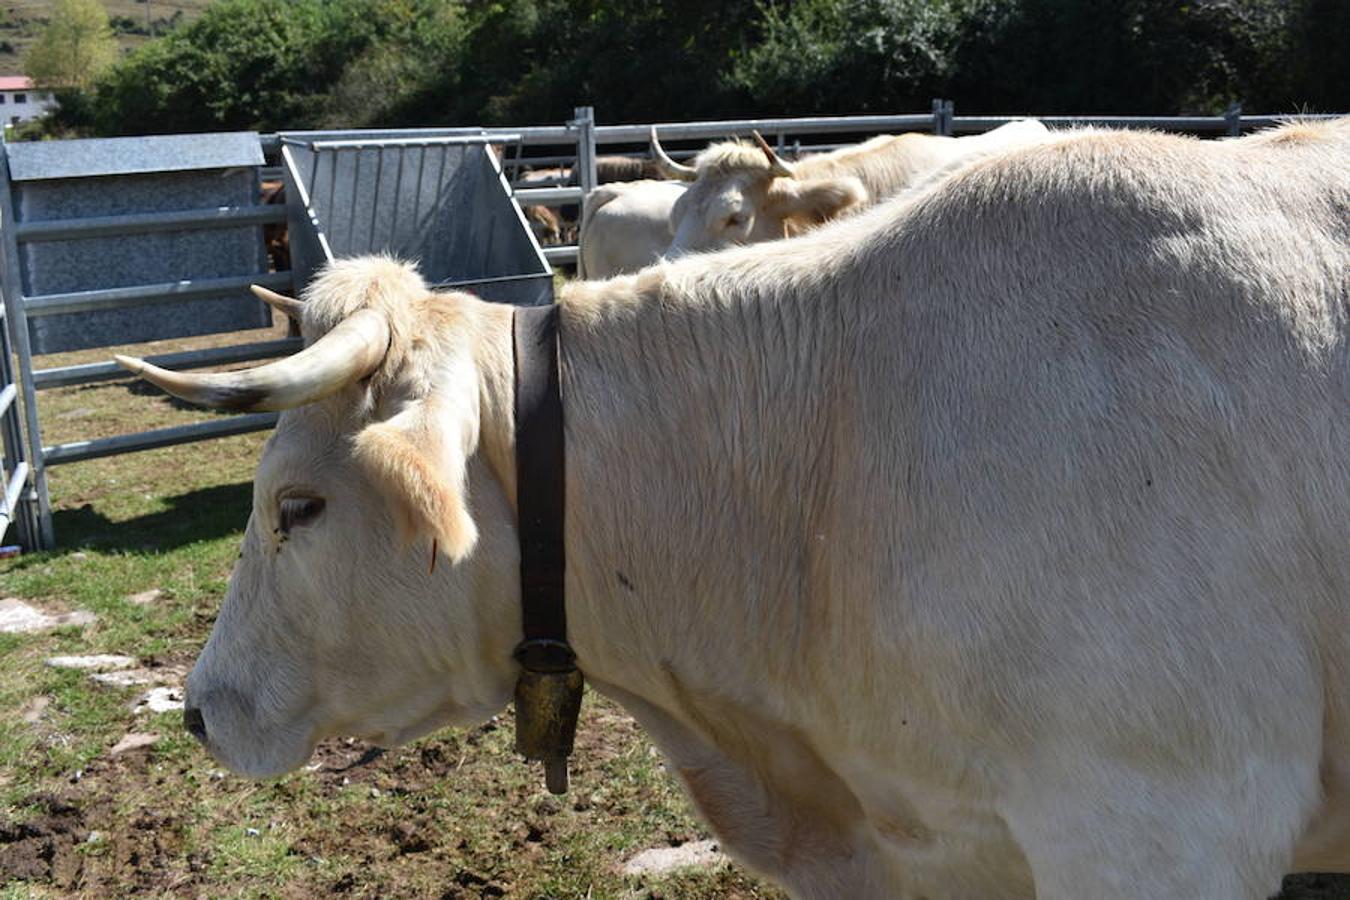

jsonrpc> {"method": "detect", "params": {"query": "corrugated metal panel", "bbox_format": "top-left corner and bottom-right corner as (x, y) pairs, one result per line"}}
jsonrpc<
(6, 132), (265, 181)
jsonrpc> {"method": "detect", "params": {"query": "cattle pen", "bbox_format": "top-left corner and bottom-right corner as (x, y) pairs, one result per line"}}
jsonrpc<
(1, 101), (1333, 553)
(0, 103), (1346, 899)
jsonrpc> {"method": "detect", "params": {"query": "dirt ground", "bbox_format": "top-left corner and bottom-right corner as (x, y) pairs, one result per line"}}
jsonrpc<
(2, 622), (778, 897)
(3, 747), (1346, 900)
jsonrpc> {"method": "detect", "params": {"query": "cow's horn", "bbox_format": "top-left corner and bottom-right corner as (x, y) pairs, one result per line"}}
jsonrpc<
(251, 284), (305, 322)
(650, 127), (697, 181)
(114, 308), (389, 412)
(752, 131), (795, 179)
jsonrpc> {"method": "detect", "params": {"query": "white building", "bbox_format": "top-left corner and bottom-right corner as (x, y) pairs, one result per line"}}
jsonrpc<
(0, 77), (58, 126)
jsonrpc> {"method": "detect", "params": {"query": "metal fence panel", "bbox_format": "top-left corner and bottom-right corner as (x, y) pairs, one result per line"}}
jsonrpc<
(0, 293), (36, 546)
(6, 131), (265, 181)
(5, 133), (273, 354)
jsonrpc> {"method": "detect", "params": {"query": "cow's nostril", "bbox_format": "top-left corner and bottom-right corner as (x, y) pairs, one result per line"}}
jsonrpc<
(183, 706), (207, 743)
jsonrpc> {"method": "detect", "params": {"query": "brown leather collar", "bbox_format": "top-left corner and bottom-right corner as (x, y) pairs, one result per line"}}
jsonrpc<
(511, 303), (583, 794)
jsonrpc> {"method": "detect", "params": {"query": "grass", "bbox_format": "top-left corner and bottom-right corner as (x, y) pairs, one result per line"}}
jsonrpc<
(0, 323), (782, 897)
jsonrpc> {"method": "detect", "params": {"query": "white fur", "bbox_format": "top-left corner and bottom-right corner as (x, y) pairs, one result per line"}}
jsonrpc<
(185, 119), (1350, 898)
(666, 118), (1052, 255)
(577, 179), (688, 279)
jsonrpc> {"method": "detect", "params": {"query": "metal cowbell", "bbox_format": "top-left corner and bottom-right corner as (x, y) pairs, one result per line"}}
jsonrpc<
(514, 667), (584, 794)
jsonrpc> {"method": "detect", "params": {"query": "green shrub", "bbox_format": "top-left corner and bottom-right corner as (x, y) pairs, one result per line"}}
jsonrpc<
(81, 0), (469, 135)
(731, 0), (988, 114)
(950, 0), (1299, 114)
(57, 0), (1350, 137)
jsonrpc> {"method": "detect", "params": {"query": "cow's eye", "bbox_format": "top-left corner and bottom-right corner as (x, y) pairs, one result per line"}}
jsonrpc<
(278, 495), (326, 533)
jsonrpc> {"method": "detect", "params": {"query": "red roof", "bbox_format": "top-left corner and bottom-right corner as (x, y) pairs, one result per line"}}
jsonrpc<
(0, 76), (35, 91)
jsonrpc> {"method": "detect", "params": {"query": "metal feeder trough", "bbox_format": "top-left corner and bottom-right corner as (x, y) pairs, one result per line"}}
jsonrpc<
(281, 131), (553, 306)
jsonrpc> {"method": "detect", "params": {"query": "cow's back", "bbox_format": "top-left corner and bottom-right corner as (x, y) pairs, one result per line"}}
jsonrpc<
(797, 120), (1054, 205)
(578, 180), (688, 279)
(575, 120), (1350, 694)
(846, 121), (1350, 763)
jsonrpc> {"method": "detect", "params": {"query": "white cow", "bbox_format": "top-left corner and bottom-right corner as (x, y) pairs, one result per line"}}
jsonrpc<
(119, 119), (1350, 899)
(654, 119), (1051, 256)
(577, 179), (688, 278)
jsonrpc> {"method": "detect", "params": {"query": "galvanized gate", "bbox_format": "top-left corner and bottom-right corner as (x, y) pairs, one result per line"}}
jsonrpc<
(1, 127), (562, 549)
(0, 132), (295, 548)
(0, 277), (36, 548)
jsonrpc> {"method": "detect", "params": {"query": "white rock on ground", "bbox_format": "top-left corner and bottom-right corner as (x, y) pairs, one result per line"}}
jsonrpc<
(125, 589), (163, 606)
(91, 669), (160, 687)
(20, 696), (50, 724)
(0, 598), (96, 634)
(620, 839), (726, 877)
(131, 686), (184, 714)
(109, 733), (159, 755)
(46, 654), (137, 672)
(91, 664), (185, 689)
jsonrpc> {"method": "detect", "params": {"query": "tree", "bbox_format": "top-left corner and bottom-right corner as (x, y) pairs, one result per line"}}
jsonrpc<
(44, 0), (1343, 139)
(731, 0), (988, 116)
(78, 0), (469, 135)
(25, 0), (118, 90)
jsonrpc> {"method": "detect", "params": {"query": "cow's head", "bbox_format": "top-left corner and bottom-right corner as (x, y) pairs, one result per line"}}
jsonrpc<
(118, 258), (522, 777)
(652, 129), (866, 257)
(524, 205), (561, 245)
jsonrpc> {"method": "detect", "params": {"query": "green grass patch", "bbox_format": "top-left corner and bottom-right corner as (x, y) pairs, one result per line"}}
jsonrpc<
(206, 824), (303, 885)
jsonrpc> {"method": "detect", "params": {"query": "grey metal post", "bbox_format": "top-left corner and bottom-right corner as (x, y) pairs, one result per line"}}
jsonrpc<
(1224, 102), (1242, 137)
(932, 98), (954, 136)
(0, 299), (37, 548)
(0, 145), (53, 548)
(572, 106), (598, 197)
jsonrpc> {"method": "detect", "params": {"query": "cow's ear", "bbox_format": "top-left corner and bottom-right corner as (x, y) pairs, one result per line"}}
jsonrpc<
(765, 176), (867, 227)
(352, 394), (478, 563)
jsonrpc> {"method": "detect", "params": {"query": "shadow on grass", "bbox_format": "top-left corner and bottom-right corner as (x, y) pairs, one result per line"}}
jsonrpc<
(118, 377), (218, 414)
(57, 375), (226, 415)
(51, 481), (253, 553)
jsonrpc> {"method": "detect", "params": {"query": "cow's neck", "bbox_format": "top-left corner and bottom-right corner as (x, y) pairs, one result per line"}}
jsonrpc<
(469, 300), (519, 507)
(468, 256), (874, 704)
(548, 264), (894, 888)
(553, 261), (866, 715)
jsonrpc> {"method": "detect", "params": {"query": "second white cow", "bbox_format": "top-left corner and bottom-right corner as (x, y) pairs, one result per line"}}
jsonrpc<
(577, 179), (688, 279)
(654, 119), (1051, 255)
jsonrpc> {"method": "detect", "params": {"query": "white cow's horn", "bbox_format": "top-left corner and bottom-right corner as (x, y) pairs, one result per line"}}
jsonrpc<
(115, 308), (389, 412)
(251, 284), (305, 322)
(650, 127), (697, 181)
(752, 131), (795, 179)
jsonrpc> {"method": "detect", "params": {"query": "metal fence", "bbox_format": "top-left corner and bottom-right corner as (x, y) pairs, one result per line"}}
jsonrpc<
(0, 125), (569, 549)
(494, 100), (1321, 265)
(1, 103), (1341, 549)
(0, 131), (293, 548)
(0, 271), (35, 548)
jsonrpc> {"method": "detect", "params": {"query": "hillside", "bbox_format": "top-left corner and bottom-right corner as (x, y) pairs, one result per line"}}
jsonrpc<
(0, 0), (213, 76)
